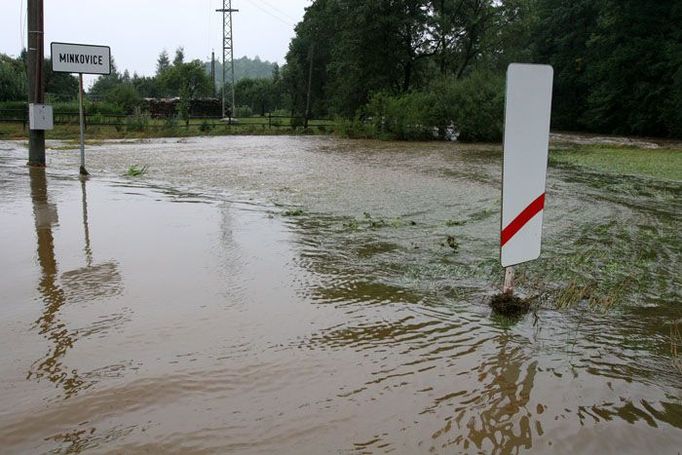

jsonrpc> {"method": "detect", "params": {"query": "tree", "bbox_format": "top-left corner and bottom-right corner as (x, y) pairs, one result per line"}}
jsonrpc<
(0, 53), (27, 101)
(283, 0), (522, 117)
(132, 74), (162, 98)
(325, 0), (435, 114)
(177, 85), (191, 126)
(89, 58), (122, 100)
(533, 0), (682, 137)
(104, 83), (142, 113)
(532, 0), (599, 130)
(582, 0), (681, 136)
(45, 59), (78, 101)
(235, 78), (278, 116)
(156, 50), (170, 75)
(173, 47), (185, 66)
(157, 59), (212, 99)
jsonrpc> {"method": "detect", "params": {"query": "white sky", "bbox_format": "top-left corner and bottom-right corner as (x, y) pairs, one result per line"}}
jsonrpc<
(1, 0), (310, 85)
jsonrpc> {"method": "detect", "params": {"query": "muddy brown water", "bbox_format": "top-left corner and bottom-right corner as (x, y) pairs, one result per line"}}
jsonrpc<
(0, 136), (680, 454)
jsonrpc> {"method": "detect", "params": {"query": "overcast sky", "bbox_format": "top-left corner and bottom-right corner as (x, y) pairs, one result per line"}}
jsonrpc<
(1, 0), (310, 84)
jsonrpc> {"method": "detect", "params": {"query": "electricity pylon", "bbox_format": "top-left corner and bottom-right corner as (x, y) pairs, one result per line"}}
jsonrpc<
(216, 1), (238, 120)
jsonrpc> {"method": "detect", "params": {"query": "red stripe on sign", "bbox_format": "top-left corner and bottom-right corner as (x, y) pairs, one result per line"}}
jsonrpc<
(501, 193), (546, 247)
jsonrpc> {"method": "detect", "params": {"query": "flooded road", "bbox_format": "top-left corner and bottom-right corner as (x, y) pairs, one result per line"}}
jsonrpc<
(1, 136), (680, 454)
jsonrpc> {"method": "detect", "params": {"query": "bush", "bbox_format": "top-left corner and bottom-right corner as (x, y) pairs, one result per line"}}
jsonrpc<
(234, 105), (253, 118)
(163, 115), (179, 130)
(429, 71), (504, 142)
(333, 115), (378, 139)
(104, 84), (143, 114)
(126, 108), (149, 131)
(271, 108), (290, 117)
(365, 91), (435, 140)
(290, 116), (304, 129)
(362, 70), (504, 142)
(199, 119), (213, 132)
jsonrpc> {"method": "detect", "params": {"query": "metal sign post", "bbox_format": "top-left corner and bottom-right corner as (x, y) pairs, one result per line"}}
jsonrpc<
(500, 63), (554, 294)
(51, 42), (111, 175)
(78, 73), (87, 175)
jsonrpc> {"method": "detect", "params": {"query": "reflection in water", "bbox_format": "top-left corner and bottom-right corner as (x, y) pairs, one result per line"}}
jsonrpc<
(26, 170), (122, 398)
(26, 167), (84, 396)
(61, 179), (122, 303)
(452, 332), (536, 453)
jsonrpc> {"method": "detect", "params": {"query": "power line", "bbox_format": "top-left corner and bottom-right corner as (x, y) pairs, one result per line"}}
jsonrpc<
(259, 0), (299, 23)
(244, 0), (293, 26)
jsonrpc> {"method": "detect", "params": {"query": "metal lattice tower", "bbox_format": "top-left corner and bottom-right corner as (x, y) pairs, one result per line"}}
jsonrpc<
(216, 1), (238, 119)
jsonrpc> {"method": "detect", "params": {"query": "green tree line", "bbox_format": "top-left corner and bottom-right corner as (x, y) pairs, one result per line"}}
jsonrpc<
(1, 1), (680, 137)
(283, 0), (682, 138)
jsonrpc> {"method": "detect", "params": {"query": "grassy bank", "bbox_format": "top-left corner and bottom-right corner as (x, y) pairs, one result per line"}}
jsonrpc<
(550, 145), (682, 180)
(0, 118), (335, 141)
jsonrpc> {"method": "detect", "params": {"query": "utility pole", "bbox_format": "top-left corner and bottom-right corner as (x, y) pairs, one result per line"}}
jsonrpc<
(304, 42), (315, 129)
(216, 1), (238, 120)
(27, 0), (45, 166)
(211, 50), (216, 97)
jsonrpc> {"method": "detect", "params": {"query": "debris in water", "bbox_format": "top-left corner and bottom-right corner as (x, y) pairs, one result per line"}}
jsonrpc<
(283, 208), (305, 217)
(446, 235), (458, 252)
(490, 293), (530, 317)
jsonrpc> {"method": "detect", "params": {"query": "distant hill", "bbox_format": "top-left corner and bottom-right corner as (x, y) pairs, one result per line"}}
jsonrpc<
(206, 56), (276, 84)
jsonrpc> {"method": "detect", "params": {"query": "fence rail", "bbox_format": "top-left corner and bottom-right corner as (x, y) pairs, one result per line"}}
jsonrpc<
(0, 109), (335, 130)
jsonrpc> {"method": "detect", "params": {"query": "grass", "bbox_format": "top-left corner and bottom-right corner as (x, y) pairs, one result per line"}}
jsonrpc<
(126, 165), (148, 177)
(672, 319), (682, 374)
(550, 145), (682, 180)
(0, 117), (336, 141)
(283, 208), (305, 217)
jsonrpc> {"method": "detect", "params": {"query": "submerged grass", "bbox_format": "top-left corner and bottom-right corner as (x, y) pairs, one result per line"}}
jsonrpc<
(672, 320), (682, 375)
(126, 165), (148, 177)
(550, 145), (682, 180)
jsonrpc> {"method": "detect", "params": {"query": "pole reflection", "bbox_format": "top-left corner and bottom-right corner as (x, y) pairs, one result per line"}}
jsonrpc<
(451, 330), (540, 454)
(27, 171), (124, 398)
(26, 167), (86, 397)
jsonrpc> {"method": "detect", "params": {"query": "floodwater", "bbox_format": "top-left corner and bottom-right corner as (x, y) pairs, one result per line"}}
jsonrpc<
(0, 136), (680, 454)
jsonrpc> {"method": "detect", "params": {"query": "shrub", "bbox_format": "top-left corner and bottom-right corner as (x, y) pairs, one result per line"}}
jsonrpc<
(163, 114), (179, 130)
(104, 84), (143, 114)
(429, 71), (504, 142)
(365, 91), (435, 140)
(290, 116), (304, 129)
(333, 115), (378, 139)
(361, 70), (504, 142)
(199, 119), (213, 132)
(126, 108), (149, 131)
(234, 105), (253, 118)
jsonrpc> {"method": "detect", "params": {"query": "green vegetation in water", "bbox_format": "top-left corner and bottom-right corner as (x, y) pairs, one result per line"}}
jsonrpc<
(283, 208), (306, 217)
(550, 145), (682, 180)
(490, 293), (530, 317)
(445, 235), (459, 252)
(126, 165), (148, 177)
(344, 212), (416, 230)
(672, 320), (682, 375)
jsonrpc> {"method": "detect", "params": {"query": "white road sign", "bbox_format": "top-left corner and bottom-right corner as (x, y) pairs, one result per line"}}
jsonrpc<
(51, 42), (111, 75)
(501, 63), (554, 267)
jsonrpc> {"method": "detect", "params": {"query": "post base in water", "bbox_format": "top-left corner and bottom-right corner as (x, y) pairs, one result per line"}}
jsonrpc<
(490, 292), (530, 317)
(79, 166), (90, 176)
